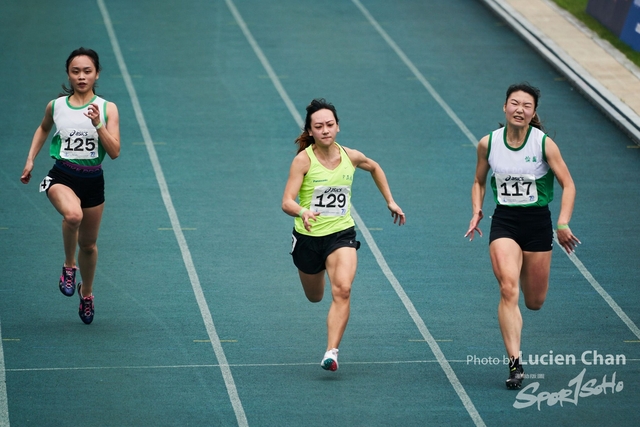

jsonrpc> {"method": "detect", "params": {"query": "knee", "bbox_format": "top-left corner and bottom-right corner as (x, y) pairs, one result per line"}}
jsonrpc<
(525, 298), (545, 311)
(63, 210), (83, 228)
(499, 283), (519, 304)
(306, 294), (323, 303)
(332, 283), (351, 301)
(78, 241), (97, 255)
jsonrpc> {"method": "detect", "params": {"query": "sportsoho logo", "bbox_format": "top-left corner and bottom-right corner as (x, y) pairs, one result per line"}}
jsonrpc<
(466, 350), (628, 410)
(513, 368), (624, 410)
(510, 350), (626, 410)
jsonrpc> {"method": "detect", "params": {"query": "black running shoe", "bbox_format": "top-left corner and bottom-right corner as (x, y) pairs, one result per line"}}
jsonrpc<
(77, 283), (94, 325)
(506, 364), (525, 389)
(58, 266), (76, 297)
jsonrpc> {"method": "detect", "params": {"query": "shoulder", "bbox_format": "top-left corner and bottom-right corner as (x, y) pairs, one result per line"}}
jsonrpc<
(105, 101), (119, 116)
(477, 134), (490, 153)
(543, 135), (559, 157)
(45, 99), (59, 117)
(478, 134), (490, 147)
(291, 149), (311, 172)
(50, 97), (64, 109)
(529, 126), (547, 146)
(530, 125), (546, 137)
(341, 145), (366, 164)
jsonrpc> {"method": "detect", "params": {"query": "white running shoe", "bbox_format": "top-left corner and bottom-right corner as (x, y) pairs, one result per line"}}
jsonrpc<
(321, 348), (339, 371)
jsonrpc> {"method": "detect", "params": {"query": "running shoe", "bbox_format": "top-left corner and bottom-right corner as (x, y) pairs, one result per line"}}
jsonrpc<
(77, 283), (94, 325)
(506, 362), (525, 389)
(321, 348), (339, 371)
(58, 266), (77, 297)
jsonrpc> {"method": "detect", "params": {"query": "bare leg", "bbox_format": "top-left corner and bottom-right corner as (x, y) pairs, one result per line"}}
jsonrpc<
(77, 204), (104, 296)
(47, 184), (82, 268)
(298, 269), (326, 303)
(324, 247), (357, 351)
(520, 251), (551, 310)
(490, 238), (523, 359)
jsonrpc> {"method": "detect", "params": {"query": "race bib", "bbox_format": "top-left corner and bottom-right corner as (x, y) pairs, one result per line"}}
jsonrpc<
(39, 176), (52, 193)
(310, 185), (350, 216)
(290, 233), (297, 254)
(495, 173), (538, 205)
(58, 128), (99, 160)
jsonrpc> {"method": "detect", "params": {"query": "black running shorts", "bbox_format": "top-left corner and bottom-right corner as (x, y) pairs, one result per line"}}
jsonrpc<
(489, 205), (553, 252)
(290, 226), (361, 275)
(42, 161), (105, 209)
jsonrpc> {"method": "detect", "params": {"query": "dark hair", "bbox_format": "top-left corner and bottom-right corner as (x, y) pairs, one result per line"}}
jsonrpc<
(60, 47), (102, 96)
(294, 98), (339, 154)
(504, 82), (544, 131)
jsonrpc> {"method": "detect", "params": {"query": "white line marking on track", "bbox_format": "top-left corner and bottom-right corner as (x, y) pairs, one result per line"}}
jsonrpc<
(225, 0), (485, 426)
(96, 1), (248, 426)
(224, 0), (303, 128)
(558, 236), (640, 340)
(0, 320), (9, 427)
(0, 360), (473, 373)
(350, 0), (478, 146)
(7, 356), (640, 374)
(352, 208), (486, 427)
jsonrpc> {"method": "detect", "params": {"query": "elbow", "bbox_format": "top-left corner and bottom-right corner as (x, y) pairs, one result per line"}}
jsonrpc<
(281, 202), (290, 215)
(108, 145), (121, 160)
(560, 180), (576, 195)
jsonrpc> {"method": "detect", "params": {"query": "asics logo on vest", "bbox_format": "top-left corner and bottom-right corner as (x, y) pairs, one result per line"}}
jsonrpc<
(502, 175), (527, 182)
(69, 130), (90, 137)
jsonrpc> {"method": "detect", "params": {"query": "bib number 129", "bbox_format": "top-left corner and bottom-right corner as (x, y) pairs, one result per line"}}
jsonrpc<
(311, 186), (350, 216)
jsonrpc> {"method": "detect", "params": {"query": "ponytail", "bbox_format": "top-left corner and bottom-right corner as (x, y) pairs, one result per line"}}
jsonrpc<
(295, 132), (314, 154)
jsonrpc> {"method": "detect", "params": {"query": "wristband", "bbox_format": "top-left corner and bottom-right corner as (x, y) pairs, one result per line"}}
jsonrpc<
(556, 224), (569, 230)
(298, 208), (308, 217)
(95, 122), (103, 130)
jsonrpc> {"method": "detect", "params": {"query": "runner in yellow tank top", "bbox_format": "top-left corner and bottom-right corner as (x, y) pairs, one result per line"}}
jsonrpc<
(282, 99), (405, 372)
(293, 142), (355, 237)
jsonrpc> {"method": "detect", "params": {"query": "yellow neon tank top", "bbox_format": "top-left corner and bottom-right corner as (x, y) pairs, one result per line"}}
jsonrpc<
(294, 142), (356, 236)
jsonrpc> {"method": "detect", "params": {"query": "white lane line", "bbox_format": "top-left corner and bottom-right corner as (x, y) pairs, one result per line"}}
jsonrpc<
(7, 355), (640, 374)
(223, 0), (303, 127)
(350, 0), (477, 146)
(0, 320), (9, 427)
(352, 0), (640, 342)
(96, 1), (248, 426)
(352, 208), (486, 427)
(224, 1), (484, 426)
(2, 360), (461, 373)
(558, 235), (640, 340)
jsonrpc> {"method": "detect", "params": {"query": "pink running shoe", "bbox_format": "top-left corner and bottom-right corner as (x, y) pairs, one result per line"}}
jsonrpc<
(58, 266), (76, 297)
(77, 283), (94, 325)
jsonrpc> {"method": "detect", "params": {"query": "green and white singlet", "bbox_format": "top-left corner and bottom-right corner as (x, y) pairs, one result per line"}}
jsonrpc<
(49, 95), (108, 166)
(488, 125), (555, 207)
(294, 142), (356, 236)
